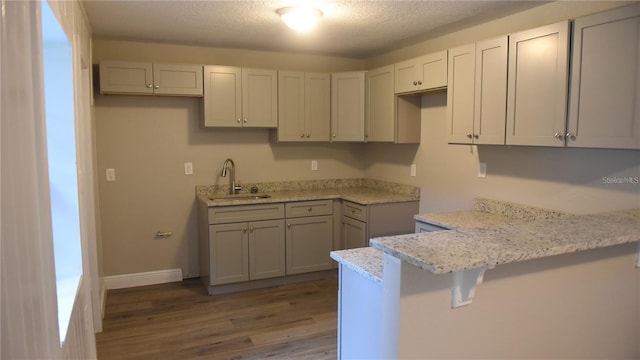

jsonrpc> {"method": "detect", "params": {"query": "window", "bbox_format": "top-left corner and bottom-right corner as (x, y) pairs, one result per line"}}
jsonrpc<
(41, 0), (83, 342)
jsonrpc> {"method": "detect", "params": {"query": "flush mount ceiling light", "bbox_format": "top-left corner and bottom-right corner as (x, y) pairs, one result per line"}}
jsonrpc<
(276, 6), (323, 32)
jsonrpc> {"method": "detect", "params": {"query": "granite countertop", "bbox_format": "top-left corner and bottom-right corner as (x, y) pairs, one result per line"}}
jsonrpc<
(330, 247), (384, 284)
(413, 198), (570, 229)
(196, 178), (420, 206)
(371, 208), (640, 274)
(414, 210), (522, 229)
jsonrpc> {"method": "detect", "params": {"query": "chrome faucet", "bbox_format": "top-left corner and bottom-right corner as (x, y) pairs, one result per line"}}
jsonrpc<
(221, 158), (241, 195)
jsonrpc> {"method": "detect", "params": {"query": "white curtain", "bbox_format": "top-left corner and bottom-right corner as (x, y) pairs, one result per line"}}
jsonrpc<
(1, 0), (61, 357)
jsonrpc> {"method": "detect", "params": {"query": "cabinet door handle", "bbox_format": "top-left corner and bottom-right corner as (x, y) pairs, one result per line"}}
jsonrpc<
(333, 134), (336, 138)
(554, 132), (565, 140)
(243, 227), (247, 232)
(413, 81), (418, 86)
(417, 80), (422, 86)
(300, 134), (305, 138)
(146, 83), (153, 88)
(287, 223), (291, 228)
(473, 134), (479, 139)
(237, 118), (241, 123)
(154, 84), (159, 89)
(249, 226), (254, 232)
(566, 133), (576, 141)
(466, 134), (473, 139)
(306, 134), (310, 138)
(243, 118), (248, 123)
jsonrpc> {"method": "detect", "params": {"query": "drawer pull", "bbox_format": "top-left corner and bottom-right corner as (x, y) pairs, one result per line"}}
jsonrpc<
(308, 207), (312, 212)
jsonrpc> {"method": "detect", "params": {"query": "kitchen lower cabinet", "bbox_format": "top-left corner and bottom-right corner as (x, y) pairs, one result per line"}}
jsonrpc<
(341, 200), (419, 249)
(248, 220), (286, 280)
(209, 219), (285, 285)
(208, 223), (249, 285)
(285, 200), (334, 275)
(342, 215), (367, 249)
(286, 215), (334, 275)
(199, 203), (286, 290)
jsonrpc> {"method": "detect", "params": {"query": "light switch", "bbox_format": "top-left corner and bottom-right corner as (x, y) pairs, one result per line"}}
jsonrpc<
(410, 164), (417, 177)
(478, 163), (487, 178)
(311, 160), (318, 171)
(106, 168), (116, 182)
(184, 162), (193, 175)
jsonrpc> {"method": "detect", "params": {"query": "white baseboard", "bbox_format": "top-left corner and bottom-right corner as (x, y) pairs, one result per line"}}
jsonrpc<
(100, 277), (106, 319)
(104, 269), (183, 290)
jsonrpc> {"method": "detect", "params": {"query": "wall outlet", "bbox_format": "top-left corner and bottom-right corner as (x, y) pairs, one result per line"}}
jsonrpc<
(311, 160), (318, 171)
(478, 163), (487, 178)
(184, 162), (193, 175)
(106, 168), (116, 182)
(410, 164), (417, 177)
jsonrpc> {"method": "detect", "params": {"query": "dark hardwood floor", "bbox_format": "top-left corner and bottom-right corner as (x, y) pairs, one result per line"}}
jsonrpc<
(96, 276), (338, 359)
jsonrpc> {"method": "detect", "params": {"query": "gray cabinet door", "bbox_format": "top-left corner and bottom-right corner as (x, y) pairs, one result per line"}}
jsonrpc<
(209, 223), (249, 285)
(342, 215), (367, 249)
(286, 215), (333, 274)
(249, 220), (286, 280)
(506, 21), (570, 146)
(568, 4), (640, 149)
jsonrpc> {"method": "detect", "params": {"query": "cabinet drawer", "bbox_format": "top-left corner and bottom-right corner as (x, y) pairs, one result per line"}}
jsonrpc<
(342, 201), (367, 222)
(286, 200), (333, 218)
(208, 203), (285, 224)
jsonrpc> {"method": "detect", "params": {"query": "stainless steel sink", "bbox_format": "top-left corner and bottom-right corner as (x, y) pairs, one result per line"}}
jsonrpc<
(208, 193), (271, 201)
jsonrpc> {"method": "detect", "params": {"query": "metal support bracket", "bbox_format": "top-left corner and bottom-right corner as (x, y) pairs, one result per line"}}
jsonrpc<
(451, 265), (494, 308)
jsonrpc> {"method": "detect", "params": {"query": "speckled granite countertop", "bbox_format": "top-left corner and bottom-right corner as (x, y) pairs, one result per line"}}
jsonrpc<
(413, 198), (570, 229)
(330, 247), (384, 284)
(371, 208), (640, 274)
(196, 178), (419, 206)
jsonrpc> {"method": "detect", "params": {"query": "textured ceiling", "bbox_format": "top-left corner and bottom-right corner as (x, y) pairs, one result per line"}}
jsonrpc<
(82, 1), (546, 58)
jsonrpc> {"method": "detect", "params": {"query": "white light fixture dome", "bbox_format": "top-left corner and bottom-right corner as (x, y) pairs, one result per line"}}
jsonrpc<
(277, 7), (323, 32)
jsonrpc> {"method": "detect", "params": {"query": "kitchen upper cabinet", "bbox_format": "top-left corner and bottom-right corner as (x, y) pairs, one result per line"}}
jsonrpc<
(278, 71), (330, 142)
(506, 21), (570, 146)
(366, 65), (421, 144)
(365, 65), (394, 142)
(567, 4), (640, 149)
(394, 50), (447, 94)
(331, 71), (366, 142)
(99, 61), (203, 96)
(202, 66), (277, 128)
(447, 37), (508, 145)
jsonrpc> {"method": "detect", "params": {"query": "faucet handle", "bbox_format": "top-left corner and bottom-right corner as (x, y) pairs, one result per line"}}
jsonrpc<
(250, 186), (259, 194)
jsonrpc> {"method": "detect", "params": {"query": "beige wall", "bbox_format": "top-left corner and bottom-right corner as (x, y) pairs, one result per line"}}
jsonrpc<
(94, 1), (639, 277)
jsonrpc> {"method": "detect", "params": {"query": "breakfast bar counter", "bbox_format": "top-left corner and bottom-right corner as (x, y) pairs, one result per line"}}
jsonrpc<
(331, 205), (640, 359)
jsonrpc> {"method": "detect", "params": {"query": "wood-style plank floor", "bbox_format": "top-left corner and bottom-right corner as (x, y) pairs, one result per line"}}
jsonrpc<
(96, 276), (338, 359)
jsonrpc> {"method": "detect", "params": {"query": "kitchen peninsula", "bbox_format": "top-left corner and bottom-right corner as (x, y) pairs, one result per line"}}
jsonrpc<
(332, 202), (640, 359)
